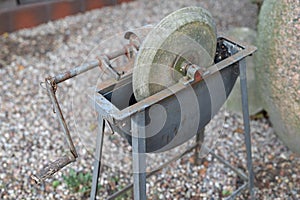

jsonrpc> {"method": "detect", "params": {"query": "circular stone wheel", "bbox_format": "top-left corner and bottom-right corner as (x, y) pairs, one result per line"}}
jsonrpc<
(133, 7), (217, 101)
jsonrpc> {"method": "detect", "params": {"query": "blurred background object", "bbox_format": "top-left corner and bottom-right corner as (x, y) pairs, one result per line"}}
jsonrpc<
(0, 0), (132, 34)
(255, 0), (300, 154)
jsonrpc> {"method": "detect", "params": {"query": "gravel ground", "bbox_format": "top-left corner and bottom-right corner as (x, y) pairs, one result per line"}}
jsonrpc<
(0, 0), (299, 199)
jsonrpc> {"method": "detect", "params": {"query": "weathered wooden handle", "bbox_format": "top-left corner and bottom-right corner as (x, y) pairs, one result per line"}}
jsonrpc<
(31, 151), (76, 184)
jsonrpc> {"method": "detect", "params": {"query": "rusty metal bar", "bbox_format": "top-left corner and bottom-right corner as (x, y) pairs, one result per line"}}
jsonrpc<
(107, 48), (127, 60)
(54, 60), (99, 84)
(31, 151), (76, 184)
(46, 78), (78, 157)
(131, 111), (147, 200)
(194, 129), (204, 165)
(53, 42), (138, 84)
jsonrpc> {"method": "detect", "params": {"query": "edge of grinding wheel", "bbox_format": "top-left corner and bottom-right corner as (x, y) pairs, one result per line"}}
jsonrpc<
(133, 6), (217, 101)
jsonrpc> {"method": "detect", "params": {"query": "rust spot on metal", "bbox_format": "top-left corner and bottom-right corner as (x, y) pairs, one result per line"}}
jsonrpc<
(97, 57), (106, 73)
(194, 71), (203, 82)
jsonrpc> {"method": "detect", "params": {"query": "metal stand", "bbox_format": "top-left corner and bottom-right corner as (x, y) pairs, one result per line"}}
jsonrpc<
(89, 58), (255, 200)
(90, 36), (256, 200)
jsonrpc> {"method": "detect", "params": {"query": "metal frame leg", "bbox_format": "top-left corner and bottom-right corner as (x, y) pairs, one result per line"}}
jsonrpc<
(90, 116), (105, 200)
(239, 59), (255, 199)
(194, 128), (204, 165)
(131, 111), (147, 200)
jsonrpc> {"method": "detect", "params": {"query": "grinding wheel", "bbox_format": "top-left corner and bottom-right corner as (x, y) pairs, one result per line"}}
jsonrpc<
(133, 7), (217, 101)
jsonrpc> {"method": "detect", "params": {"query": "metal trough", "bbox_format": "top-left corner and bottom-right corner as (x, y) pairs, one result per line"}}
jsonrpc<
(95, 37), (243, 153)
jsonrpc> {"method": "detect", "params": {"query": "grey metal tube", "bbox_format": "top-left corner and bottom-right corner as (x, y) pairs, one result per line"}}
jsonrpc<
(54, 60), (99, 84)
(53, 47), (129, 84)
(239, 58), (255, 199)
(90, 117), (105, 200)
(208, 150), (248, 181)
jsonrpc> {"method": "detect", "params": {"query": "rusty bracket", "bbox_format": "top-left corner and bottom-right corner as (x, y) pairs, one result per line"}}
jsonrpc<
(186, 64), (208, 82)
(180, 63), (210, 85)
(124, 30), (142, 50)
